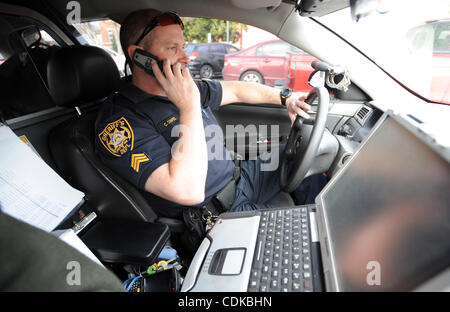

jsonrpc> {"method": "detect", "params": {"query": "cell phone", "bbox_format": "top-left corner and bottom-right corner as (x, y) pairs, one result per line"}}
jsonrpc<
(132, 48), (166, 76)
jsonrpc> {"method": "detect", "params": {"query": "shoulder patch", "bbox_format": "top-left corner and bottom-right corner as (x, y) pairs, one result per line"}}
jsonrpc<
(98, 117), (134, 157)
(131, 153), (151, 173)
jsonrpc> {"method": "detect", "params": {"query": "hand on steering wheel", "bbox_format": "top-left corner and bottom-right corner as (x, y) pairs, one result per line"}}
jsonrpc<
(280, 87), (330, 192)
(285, 93), (312, 124)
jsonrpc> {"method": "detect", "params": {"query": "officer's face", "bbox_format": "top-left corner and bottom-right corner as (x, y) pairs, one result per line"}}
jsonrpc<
(146, 24), (189, 66)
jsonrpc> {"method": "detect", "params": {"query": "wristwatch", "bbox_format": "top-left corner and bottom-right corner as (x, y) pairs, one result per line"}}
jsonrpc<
(280, 88), (293, 107)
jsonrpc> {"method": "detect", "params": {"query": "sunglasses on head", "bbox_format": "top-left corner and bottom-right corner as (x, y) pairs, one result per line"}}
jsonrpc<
(134, 11), (184, 46)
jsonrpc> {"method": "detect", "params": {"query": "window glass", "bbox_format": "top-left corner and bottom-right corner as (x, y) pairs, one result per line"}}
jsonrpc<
(40, 30), (60, 47)
(433, 24), (450, 54)
(198, 45), (209, 53)
(72, 20), (126, 76)
(228, 46), (239, 53)
(184, 44), (196, 54)
(289, 45), (305, 54)
(181, 17), (316, 92)
(210, 45), (225, 53)
(256, 42), (290, 56)
(0, 14), (61, 120)
(318, 0), (450, 104)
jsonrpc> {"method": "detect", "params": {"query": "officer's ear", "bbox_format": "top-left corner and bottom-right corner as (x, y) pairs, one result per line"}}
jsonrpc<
(128, 45), (139, 62)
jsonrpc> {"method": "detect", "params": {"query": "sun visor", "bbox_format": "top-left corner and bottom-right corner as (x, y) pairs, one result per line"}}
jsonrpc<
(296, 0), (350, 17)
(230, 0), (282, 10)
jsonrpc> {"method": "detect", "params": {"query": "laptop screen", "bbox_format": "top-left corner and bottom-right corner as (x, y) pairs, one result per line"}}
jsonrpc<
(318, 114), (450, 291)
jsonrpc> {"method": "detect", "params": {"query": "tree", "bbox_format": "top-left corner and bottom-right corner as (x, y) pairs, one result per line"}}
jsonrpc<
(182, 18), (247, 43)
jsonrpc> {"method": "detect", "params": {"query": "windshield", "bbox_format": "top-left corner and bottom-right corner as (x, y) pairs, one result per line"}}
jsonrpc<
(317, 0), (450, 104)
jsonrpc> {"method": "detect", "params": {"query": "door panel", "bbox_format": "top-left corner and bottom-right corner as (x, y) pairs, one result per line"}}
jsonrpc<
(213, 104), (291, 159)
(213, 99), (370, 160)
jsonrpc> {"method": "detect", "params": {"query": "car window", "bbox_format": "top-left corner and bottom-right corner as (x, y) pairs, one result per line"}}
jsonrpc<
(228, 46), (239, 53)
(184, 44), (196, 54)
(181, 17), (315, 91)
(72, 19), (126, 76)
(197, 45), (209, 54)
(40, 30), (60, 47)
(210, 45), (225, 53)
(289, 45), (306, 54)
(0, 14), (61, 121)
(256, 42), (290, 56)
(433, 24), (450, 53)
(318, 1), (450, 104)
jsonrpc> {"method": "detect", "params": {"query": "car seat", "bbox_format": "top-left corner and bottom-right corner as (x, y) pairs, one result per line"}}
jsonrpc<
(46, 45), (185, 237)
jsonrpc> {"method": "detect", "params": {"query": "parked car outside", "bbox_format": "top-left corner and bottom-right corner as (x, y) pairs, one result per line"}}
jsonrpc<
(185, 42), (239, 79)
(286, 51), (318, 93)
(223, 39), (317, 89)
(421, 19), (449, 104)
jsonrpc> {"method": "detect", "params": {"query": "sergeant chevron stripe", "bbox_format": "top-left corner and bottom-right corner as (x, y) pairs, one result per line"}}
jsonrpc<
(131, 153), (150, 172)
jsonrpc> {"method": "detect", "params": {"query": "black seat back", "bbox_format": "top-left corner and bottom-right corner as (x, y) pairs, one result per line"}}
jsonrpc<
(47, 45), (158, 222)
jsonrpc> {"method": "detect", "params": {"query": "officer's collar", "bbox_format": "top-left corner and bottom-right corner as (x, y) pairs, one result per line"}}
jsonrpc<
(119, 83), (172, 105)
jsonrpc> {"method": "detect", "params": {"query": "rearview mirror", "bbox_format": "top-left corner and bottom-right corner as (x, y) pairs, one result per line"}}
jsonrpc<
(21, 26), (41, 48)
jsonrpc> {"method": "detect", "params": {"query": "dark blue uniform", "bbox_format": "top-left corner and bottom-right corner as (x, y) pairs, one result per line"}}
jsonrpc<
(95, 80), (326, 218)
(95, 80), (234, 218)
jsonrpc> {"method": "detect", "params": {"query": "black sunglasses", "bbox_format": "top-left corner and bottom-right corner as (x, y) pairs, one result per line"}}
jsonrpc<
(134, 11), (184, 46)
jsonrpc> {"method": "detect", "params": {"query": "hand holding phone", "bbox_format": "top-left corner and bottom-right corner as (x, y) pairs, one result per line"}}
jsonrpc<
(132, 48), (199, 112)
(133, 48), (165, 76)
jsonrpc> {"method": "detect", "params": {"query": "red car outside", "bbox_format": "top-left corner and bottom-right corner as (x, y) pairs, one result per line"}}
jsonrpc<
(223, 39), (318, 93)
(431, 52), (450, 103)
(402, 19), (450, 104)
(428, 19), (450, 104)
(223, 39), (291, 87)
(286, 52), (318, 93)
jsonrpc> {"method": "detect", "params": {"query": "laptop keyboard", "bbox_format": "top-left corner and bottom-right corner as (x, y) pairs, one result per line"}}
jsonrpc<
(248, 207), (313, 292)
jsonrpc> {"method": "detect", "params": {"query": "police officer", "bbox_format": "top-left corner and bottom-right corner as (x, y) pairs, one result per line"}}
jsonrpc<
(95, 9), (324, 220)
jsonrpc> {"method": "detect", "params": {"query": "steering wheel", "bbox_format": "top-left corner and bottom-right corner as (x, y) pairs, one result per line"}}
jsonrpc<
(280, 86), (330, 192)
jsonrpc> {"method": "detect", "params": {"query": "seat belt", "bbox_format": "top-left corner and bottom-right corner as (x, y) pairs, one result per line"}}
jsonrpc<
(209, 158), (241, 214)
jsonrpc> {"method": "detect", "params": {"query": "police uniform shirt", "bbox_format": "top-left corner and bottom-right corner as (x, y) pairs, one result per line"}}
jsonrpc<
(95, 79), (234, 217)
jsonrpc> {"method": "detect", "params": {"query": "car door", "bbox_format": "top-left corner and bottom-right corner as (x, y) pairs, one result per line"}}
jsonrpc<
(210, 44), (226, 73)
(213, 77), (373, 162)
(256, 41), (290, 87)
(213, 103), (291, 160)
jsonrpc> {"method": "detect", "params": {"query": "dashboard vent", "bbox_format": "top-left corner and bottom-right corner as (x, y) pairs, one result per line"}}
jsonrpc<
(355, 105), (372, 125)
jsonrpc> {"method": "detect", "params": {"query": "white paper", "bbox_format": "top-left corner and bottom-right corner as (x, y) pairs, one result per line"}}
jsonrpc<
(0, 126), (85, 232)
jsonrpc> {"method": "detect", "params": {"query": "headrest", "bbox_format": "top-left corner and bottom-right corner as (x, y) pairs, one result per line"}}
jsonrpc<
(47, 45), (121, 108)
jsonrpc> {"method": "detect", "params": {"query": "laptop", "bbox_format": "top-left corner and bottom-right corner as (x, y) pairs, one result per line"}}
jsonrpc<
(181, 111), (450, 292)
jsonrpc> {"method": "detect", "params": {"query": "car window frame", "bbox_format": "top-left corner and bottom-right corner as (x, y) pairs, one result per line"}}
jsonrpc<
(0, 5), (73, 123)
